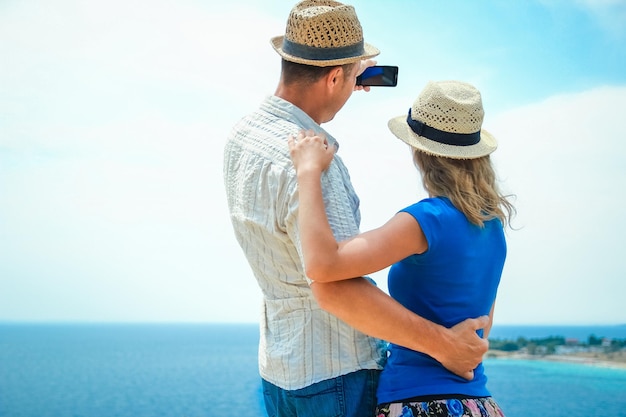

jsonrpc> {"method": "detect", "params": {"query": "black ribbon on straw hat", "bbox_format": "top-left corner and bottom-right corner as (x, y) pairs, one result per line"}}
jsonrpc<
(406, 108), (481, 147)
(282, 38), (365, 61)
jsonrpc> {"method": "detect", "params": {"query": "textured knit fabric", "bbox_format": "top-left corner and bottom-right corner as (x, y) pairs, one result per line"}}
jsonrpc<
(223, 95), (385, 391)
(376, 197), (506, 403)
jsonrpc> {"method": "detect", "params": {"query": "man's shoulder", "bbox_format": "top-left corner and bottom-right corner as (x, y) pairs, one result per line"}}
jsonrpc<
(224, 105), (300, 176)
(230, 107), (300, 141)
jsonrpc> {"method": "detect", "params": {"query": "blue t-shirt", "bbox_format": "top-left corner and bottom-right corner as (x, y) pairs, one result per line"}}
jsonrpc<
(376, 197), (506, 403)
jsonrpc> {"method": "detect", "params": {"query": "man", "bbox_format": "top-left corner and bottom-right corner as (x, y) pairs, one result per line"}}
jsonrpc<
(223, 2), (489, 416)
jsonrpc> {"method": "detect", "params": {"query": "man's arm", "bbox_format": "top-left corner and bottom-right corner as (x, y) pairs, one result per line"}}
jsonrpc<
(311, 277), (489, 380)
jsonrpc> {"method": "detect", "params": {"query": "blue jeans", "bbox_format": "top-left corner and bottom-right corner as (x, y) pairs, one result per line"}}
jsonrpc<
(262, 369), (381, 417)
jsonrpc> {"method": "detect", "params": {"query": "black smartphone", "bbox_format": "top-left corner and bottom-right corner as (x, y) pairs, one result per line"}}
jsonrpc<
(356, 65), (398, 87)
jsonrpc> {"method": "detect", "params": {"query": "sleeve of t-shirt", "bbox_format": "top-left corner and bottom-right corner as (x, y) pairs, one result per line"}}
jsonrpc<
(399, 198), (445, 254)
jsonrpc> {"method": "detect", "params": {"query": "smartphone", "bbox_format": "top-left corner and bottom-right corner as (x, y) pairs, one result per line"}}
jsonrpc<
(356, 65), (398, 87)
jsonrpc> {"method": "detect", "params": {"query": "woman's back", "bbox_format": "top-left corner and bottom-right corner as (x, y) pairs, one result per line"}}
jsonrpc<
(377, 196), (506, 403)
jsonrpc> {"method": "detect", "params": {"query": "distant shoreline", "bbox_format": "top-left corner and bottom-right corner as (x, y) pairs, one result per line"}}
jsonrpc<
(486, 350), (626, 370)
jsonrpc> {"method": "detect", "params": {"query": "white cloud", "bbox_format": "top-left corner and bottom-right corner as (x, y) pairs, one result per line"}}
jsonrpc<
(487, 85), (626, 324)
(0, 0), (280, 153)
(574, 0), (626, 36)
(575, 0), (626, 8)
(0, 0), (274, 322)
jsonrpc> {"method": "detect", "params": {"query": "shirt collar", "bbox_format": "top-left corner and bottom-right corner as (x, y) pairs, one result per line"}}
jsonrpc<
(262, 95), (340, 151)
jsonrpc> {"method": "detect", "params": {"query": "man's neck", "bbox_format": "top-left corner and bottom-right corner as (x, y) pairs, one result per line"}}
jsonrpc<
(275, 83), (326, 125)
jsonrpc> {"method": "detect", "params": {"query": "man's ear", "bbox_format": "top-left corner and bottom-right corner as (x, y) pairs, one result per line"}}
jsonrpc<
(325, 66), (344, 89)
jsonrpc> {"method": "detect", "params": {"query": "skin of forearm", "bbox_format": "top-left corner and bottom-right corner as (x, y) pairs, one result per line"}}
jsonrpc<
(311, 278), (489, 380)
(296, 170), (346, 281)
(311, 277), (445, 355)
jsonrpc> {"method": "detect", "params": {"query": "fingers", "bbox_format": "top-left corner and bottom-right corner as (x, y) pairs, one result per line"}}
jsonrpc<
(461, 369), (475, 381)
(354, 59), (376, 92)
(473, 315), (490, 329)
(291, 130), (330, 149)
(358, 59), (377, 75)
(450, 367), (474, 381)
(458, 315), (489, 331)
(445, 361), (476, 381)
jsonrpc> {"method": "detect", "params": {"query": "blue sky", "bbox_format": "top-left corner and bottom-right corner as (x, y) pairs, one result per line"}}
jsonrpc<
(1, 0), (625, 325)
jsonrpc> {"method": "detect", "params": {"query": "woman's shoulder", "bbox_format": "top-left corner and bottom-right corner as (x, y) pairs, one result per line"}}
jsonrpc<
(401, 196), (453, 215)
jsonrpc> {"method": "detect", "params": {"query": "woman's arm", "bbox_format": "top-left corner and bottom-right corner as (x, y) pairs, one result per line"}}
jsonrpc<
(288, 131), (489, 380)
(288, 132), (427, 282)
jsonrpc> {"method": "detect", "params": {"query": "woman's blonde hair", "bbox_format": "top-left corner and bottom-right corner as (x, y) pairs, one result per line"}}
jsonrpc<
(413, 150), (516, 228)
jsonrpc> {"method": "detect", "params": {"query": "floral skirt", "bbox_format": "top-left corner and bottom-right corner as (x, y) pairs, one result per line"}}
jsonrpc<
(375, 397), (505, 417)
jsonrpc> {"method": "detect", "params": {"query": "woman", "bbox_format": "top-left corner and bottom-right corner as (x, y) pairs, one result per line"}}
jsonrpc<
(288, 80), (515, 417)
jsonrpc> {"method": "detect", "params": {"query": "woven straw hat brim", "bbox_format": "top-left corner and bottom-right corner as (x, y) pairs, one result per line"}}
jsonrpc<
(271, 36), (380, 67)
(387, 115), (497, 160)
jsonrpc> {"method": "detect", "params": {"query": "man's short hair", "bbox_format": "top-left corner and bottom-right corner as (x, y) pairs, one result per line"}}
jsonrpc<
(281, 59), (356, 86)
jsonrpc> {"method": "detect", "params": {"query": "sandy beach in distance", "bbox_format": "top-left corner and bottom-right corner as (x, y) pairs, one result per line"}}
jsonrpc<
(486, 350), (626, 370)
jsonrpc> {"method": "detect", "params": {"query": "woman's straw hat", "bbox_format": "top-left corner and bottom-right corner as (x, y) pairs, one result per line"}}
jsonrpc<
(388, 81), (497, 160)
(271, 0), (379, 67)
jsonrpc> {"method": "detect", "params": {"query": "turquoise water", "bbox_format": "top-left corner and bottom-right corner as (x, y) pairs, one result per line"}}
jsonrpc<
(1, 323), (624, 417)
(485, 359), (626, 416)
(0, 324), (265, 417)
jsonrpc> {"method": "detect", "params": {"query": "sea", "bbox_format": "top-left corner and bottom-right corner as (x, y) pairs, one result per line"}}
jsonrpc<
(1, 323), (625, 417)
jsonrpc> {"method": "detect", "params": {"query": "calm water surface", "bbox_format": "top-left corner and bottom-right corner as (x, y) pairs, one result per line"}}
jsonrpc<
(1, 323), (624, 417)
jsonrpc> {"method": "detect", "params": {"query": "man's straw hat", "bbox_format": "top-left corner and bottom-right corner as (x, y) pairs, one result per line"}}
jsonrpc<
(388, 81), (498, 160)
(271, 0), (379, 67)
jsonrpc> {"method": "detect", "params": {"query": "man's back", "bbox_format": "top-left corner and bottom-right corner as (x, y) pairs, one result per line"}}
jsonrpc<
(223, 95), (384, 391)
